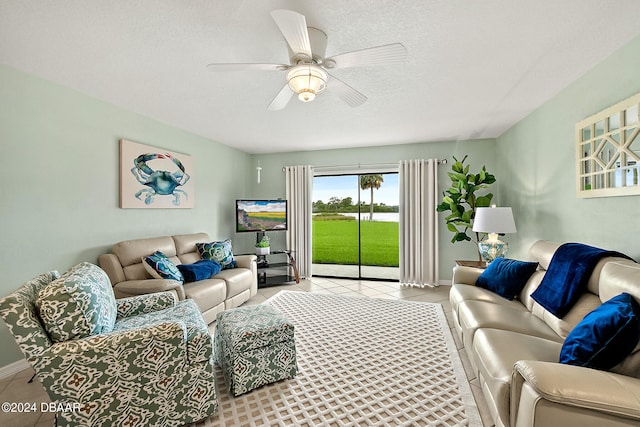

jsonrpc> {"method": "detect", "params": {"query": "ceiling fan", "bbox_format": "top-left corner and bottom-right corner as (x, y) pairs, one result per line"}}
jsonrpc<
(206, 9), (408, 110)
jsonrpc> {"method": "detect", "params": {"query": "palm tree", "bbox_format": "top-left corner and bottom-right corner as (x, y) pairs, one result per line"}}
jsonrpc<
(360, 174), (384, 221)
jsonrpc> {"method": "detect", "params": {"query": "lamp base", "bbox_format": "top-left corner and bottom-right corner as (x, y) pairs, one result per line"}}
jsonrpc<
(478, 238), (509, 264)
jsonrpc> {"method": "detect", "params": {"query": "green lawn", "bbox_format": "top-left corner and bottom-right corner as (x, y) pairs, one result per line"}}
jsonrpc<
(312, 219), (399, 267)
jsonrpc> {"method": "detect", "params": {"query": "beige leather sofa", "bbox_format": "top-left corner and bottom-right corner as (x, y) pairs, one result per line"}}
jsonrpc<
(99, 232), (257, 324)
(450, 240), (640, 427)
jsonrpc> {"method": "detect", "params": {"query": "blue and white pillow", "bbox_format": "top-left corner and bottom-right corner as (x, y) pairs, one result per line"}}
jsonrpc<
(143, 251), (184, 283)
(196, 240), (237, 270)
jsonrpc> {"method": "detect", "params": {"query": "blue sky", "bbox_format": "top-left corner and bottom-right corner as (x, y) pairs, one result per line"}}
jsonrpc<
(312, 174), (399, 205)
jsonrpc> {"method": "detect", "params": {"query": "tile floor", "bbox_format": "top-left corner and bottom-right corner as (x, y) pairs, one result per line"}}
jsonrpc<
(0, 277), (492, 427)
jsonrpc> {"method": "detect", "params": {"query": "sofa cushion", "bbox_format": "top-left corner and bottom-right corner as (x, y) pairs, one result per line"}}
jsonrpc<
(531, 292), (602, 340)
(476, 258), (539, 300)
(458, 300), (563, 350)
(183, 278), (227, 313)
(215, 268), (253, 297)
(143, 251), (184, 283)
(450, 283), (523, 317)
(36, 262), (117, 342)
(113, 299), (212, 363)
(560, 292), (640, 370)
(197, 240), (237, 270)
(173, 232), (210, 256)
(113, 236), (176, 267)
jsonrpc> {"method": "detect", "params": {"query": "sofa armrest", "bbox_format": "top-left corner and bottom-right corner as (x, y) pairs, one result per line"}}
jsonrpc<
(98, 253), (126, 284)
(235, 254), (257, 270)
(113, 279), (185, 300)
(511, 360), (640, 426)
(452, 265), (483, 285)
(235, 254), (258, 296)
(116, 291), (177, 319)
(34, 322), (188, 400)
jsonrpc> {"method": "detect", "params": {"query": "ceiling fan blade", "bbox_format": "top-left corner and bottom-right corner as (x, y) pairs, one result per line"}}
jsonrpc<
(323, 43), (407, 69)
(270, 9), (312, 58)
(206, 63), (288, 72)
(327, 74), (367, 107)
(267, 84), (294, 111)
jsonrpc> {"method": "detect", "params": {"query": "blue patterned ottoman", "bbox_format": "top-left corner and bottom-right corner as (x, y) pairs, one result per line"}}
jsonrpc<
(214, 304), (298, 396)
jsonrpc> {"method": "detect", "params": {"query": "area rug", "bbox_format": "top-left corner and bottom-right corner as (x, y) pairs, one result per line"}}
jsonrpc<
(207, 291), (482, 426)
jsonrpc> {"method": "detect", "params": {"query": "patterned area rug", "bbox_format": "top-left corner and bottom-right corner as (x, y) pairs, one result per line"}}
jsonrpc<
(208, 291), (481, 426)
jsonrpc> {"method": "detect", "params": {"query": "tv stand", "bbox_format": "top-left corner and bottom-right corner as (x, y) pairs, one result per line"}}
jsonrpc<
(255, 250), (300, 288)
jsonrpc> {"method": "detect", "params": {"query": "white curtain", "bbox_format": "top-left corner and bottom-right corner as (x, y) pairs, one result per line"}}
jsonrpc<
(285, 165), (314, 278)
(399, 159), (439, 287)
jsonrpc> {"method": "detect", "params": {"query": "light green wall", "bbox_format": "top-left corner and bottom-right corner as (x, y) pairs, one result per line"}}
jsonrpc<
(249, 140), (498, 279)
(0, 65), (252, 366)
(496, 33), (640, 260)
(6, 31), (639, 369)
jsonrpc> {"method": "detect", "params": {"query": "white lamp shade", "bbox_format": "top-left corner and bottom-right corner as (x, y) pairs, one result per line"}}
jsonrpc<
(472, 207), (516, 234)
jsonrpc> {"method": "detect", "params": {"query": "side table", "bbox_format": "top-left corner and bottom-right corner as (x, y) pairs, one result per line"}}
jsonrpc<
(455, 260), (487, 269)
(249, 250), (300, 288)
(271, 250), (300, 284)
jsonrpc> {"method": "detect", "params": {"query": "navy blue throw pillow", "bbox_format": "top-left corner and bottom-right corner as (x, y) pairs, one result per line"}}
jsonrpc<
(560, 292), (640, 370)
(475, 258), (539, 300)
(177, 259), (222, 283)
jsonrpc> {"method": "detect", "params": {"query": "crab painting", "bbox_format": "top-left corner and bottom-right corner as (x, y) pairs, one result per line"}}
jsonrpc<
(130, 153), (190, 205)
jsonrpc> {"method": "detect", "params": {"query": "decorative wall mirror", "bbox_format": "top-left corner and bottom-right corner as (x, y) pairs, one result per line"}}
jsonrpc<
(576, 92), (640, 198)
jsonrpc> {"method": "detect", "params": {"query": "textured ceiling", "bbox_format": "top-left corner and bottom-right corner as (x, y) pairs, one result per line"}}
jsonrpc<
(2, 0), (640, 154)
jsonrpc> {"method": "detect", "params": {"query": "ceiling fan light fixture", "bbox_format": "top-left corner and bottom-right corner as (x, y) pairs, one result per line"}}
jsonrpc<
(287, 65), (327, 102)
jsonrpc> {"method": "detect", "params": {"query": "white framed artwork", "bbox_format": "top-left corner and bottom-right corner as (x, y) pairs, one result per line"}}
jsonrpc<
(576, 92), (640, 198)
(120, 139), (195, 208)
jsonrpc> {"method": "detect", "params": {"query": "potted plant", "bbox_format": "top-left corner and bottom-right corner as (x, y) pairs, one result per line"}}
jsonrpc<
(255, 234), (270, 255)
(436, 155), (496, 261)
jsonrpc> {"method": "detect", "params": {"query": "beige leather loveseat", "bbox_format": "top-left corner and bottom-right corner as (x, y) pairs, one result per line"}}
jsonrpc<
(99, 232), (257, 324)
(450, 240), (640, 427)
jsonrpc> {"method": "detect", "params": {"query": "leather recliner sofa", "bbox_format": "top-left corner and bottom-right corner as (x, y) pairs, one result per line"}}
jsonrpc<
(99, 232), (257, 324)
(450, 240), (640, 427)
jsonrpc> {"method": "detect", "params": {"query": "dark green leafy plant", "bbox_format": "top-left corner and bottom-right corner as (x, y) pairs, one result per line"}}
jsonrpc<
(436, 155), (495, 258)
(255, 235), (270, 248)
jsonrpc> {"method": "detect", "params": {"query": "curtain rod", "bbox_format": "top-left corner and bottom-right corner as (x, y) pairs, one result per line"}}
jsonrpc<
(281, 158), (447, 172)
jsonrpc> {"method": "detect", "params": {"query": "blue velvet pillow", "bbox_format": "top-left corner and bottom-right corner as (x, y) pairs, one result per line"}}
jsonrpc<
(560, 292), (640, 370)
(475, 258), (539, 300)
(177, 259), (222, 283)
(143, 251), (184, 283)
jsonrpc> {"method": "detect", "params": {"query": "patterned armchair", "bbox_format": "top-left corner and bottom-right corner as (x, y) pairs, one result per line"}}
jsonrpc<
(0, 263), (217, 427)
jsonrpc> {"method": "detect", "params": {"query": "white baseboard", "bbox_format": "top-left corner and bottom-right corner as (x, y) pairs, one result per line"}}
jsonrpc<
(0, 358), (30, 380)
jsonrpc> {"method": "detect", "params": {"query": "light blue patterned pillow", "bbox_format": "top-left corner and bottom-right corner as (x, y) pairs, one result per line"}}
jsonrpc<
(36, 262), (117, 342)
(196, 240), (237, 270)
(143, 251), (184, 282)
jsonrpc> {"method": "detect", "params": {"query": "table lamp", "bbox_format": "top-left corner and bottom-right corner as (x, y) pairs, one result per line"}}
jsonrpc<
(472, 206), (517, 264)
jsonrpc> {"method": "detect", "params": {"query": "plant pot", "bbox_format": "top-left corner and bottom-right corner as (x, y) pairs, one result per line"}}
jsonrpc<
(256, 247), (270, 255)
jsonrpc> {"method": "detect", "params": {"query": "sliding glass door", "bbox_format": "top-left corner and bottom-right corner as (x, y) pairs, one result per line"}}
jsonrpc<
(312, 172), (399, 280)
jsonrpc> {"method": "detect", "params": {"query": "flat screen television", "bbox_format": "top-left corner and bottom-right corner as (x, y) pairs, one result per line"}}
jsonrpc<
(236, 199), (288, 232)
